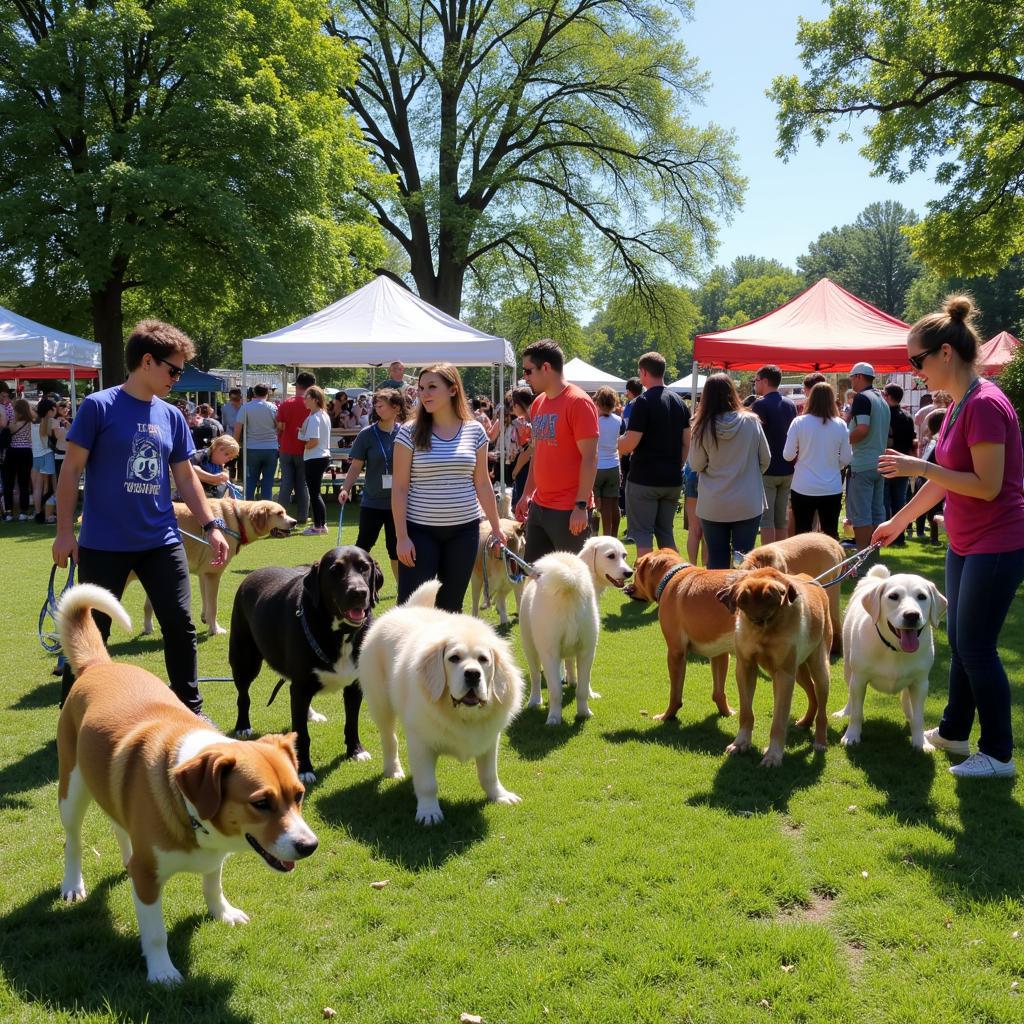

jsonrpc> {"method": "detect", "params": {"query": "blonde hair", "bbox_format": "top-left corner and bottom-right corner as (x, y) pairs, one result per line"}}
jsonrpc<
(209, 434), (240, 459)
(909, 294), (982, 367)
(304, 385), (326, 409)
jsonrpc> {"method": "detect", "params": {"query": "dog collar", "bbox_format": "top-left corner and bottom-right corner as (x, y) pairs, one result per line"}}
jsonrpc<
(297, 604), (332, 665)
(874, 623), (900, 652)
(228, 501), (248, 546)
(654, 562), (692, 602)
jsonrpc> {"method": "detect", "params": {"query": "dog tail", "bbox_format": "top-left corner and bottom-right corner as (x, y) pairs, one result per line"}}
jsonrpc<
(866, 564), (891, 580)
(403, 579), (442, 609)
(57, 583), (132, 675)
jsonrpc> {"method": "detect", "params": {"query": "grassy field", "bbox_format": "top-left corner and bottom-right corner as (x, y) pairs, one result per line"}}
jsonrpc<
(1, 507), (1023, 1024)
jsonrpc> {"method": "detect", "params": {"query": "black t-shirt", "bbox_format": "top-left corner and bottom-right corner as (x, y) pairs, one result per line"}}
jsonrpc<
(626, 385), (690, 487)
(191, 417), (223, 450)
(889, 406), (916, 454)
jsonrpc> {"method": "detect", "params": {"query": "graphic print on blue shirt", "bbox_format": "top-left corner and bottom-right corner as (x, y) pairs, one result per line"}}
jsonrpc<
(125, 422), (166, 494)
(532, 412), (559, 443)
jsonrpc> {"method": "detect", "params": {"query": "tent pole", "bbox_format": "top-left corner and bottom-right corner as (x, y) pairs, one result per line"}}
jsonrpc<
(497, 361), (506, 509)
(690, 365), (698, 409)
(69, 366), (76, 414)
(242, 360), (247, 496)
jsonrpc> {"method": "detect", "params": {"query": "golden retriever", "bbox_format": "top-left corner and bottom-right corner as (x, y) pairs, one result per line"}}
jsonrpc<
(357, 580), (524, 825)
(471, 518), (527, 625)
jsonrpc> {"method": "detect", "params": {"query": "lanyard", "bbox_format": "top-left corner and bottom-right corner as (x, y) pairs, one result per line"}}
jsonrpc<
(373, 424), (395, 473)
(938, 378), (981, 445)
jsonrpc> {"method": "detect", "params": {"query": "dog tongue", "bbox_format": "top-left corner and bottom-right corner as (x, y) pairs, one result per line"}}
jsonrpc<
(899, 628), (920, 653)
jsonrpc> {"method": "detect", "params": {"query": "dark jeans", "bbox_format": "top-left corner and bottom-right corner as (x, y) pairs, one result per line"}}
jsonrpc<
(511, 462), (530, 507)
(524, 501), (591, 563)
(397, 518), (480, 612)
(884, 476), (909, 523)
(700, 514), (761, 570)
(303, 456), (330, 529)
(2, 447), (32, 513)
(60, 542), (202, 712)
(790, 490), (843, 539)
(356, 504), (398, 561)
(938, 546), (1024, 762)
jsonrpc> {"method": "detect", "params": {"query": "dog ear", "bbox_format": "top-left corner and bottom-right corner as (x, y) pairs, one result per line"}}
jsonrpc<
(786, 582), (799, 604)
(250, 503), (269, 533)
(489, 637), (522, 704)
(716, 572), (744, 612)
(369, 557), (384, 606)
(860, 580), (885, 622)
(174, 750), (236, 821)
(301, 562), (321, 612)
(257, 732), (299, 771)
(578, 538), (598, 577)
(419, 641), (448, 702)
(927, 581), (948, 627)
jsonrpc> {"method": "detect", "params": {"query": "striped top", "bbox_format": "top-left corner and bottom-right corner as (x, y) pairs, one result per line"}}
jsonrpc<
(395, 419), (487, 526)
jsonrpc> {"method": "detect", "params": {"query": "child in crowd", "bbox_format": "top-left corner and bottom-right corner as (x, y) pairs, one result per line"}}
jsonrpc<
(185, 434), (241, 498)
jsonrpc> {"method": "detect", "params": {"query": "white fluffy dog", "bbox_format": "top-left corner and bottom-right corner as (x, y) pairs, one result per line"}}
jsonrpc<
(358, 580), (524, 825)
(834, 564), (947, 749)
(520, 535), (633, 726)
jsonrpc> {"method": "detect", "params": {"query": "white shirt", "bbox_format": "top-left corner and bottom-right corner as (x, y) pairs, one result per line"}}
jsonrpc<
(298, 409), (332, 460)
(783, 414), (852, 496)
(597, 413), (621, 470)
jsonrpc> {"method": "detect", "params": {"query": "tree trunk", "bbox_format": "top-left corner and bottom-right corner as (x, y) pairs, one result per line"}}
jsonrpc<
(91, 274), (125, 386)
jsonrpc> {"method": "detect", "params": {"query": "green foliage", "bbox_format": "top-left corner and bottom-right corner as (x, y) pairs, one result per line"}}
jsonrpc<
(998, 342), (1024, 424)
(0, 0), (391, 378)
(771, 0), (1024, 277)
(798, 201), (920, 315)
(695, 256), (803, 334)
(327, 0), (744, 319)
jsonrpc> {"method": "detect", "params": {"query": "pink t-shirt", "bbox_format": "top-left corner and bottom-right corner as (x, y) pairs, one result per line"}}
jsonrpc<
(935, 379), (1024, 555)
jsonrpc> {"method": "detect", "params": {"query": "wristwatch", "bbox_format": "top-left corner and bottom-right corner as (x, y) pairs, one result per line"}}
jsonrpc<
(202, 517), (227, 533)
(574, 501), (587, 511)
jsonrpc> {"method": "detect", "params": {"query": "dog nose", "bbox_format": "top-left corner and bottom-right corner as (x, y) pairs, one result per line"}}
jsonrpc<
(903, 610), (921, 625)
(624, 568), (634, 578)
(294, 836), (319, 859)
(463, 667), (481, 686)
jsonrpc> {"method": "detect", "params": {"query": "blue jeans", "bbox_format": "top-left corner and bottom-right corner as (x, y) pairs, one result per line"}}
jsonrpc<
(245, 448), (278, 500)
(846, 467), (886, 527)
(883, 476), (909, 524)
(939, 546), (1024, 762)
(700, 514), (761, 570)
(277, 451), (309, 521)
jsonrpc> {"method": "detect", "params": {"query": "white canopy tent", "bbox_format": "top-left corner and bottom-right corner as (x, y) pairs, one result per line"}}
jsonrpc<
(562, 357), (626, 393)
(666, 371), (708, 395)
(0, 306), (102, 412)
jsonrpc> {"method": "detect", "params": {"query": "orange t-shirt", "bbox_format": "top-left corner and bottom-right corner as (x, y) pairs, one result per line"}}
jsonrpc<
(529, 383), (599, 510)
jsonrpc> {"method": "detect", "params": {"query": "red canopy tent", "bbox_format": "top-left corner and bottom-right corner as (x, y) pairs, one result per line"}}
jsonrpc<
(978, 331), (1020, 376)
(693, 278), (911, 372)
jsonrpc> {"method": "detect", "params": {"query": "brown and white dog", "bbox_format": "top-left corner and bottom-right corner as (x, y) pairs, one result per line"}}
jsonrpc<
(471, 518), (527, 625)
(740, 534), (846, 654)
(131, 498), (297, 636)
(717, 567), (832, 767)
(56, 584), (317, 984)
(632, 550), (738, 720)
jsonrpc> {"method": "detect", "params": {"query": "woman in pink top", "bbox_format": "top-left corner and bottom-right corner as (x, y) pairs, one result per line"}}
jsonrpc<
(874, 295), (1024, 778)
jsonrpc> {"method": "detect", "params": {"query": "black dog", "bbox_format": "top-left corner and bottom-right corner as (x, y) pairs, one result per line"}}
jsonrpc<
(229, 546), (384, 782)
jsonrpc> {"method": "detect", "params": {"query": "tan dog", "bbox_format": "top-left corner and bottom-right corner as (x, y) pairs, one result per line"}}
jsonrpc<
(56, 584), (318, 984)
(633, 550), (738, 721)
(740, 534), (846, 654)
(471, 518), (527, 625)
(717, 567), (832, 767)
(131, 498), (296, 636)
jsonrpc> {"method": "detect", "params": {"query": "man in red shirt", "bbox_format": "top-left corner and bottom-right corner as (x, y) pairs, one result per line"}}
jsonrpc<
(514, 339), (599, 561)
(275, 370), (317, 524)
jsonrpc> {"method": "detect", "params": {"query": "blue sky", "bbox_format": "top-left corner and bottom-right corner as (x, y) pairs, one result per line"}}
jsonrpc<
(683, 0), (940, 272)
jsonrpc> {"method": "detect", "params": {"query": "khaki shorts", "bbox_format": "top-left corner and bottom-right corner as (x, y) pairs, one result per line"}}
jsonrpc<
(760, 474), (793, 529)
(593, 467), (621, 498)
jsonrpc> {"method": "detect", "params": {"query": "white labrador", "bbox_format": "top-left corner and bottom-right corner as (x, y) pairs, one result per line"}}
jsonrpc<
(358, 580), (524, 825)
(520, 536), (633, 726)
(834, 564), (947, 749)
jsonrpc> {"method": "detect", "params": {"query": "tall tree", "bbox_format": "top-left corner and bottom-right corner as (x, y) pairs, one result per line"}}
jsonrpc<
(716, 270), (804, 330)
(326, 0), (743, 317)
(0, 0), (389, 381)
(770, 0), (1024, 276)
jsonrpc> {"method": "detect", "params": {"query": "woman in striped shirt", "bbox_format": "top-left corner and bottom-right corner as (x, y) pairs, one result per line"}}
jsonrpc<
(393, 363), (507, 611)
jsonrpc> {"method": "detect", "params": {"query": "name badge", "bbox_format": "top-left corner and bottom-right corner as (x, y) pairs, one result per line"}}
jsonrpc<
(381, 474), (393, 490)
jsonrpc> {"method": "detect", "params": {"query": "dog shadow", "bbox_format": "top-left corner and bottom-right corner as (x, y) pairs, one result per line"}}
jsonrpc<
(0, 738), (57, 810)
(685, 733), (827, 816)
(10, 679), (62, 710)
(505, 699), (589, 760)
(840, 720), (940, 829)
(0, 880), (253, 1022)
(315, 775), (488, 871)
(106, 635), (166, 657)
(600, 598), (657, 632)
(603, 712), (735, 756)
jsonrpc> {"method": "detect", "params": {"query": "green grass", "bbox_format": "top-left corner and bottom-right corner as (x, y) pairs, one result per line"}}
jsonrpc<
(1, 509), (1023, 1023)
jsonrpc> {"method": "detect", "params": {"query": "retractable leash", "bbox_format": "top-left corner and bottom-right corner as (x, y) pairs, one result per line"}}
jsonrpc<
(39, 560), (76, 654)
(225, 480), (243, 500)
(812, 542), (881, 589)
(486, 536), (540, 583)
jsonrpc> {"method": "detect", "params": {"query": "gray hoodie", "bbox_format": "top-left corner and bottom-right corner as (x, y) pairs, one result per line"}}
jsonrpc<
(689, 411), (770, 522)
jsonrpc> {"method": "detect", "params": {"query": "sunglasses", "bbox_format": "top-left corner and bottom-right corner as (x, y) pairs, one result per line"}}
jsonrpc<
(908, 347), (941, 372)
(152, 354), (185, 379)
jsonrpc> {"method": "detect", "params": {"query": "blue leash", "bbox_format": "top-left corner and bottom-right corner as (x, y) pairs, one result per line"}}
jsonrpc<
(337, 498), (345, 547)
(40, 561), (75, 654)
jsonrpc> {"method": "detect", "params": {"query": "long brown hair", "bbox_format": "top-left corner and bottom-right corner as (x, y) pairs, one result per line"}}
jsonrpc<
(692, 373), (742, 447)
(805, 381), (839, 424)
(412, 363), (472, 449)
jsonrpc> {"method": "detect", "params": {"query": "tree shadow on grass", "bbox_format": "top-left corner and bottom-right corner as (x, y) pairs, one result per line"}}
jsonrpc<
(603, 712), (734, 756)
(10, 679), (62, 710)
(840, 720), (940, 829)
(685, 733), (827, 816)
(0, 879), (252, 1023)
(0, 738), (57, 810)
(505, 698), (588, 760)
(315, 774), (488, 871)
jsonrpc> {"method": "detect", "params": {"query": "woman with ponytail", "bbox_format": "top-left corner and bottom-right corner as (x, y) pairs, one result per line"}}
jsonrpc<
(874, 295), (1024, 778)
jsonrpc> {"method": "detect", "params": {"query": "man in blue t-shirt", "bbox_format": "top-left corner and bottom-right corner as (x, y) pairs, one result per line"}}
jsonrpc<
(53, 320), (229, 716)
(752, 364), (797, 544)
(846, 361), (891, 554)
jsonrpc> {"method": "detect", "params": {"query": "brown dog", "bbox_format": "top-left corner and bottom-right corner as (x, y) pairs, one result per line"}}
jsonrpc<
(633, 550), (739, 720)
(717, 567), (832, 767)
(56, 583), (318, 984)
(131, 498), (296, 636)
(471, 518), (527, 625)
(740, 534), (845, 654)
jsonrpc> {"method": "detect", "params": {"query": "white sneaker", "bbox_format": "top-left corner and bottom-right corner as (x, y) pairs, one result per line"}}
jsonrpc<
(17, 513), (28, 521)
(948, 752), (1016, 778)
(923, 727), (970, 756)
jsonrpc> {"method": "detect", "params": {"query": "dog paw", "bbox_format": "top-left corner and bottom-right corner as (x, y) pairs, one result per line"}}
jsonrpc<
(652, 709), (678, 723)
(60, 883), (86, 903)
(209, 624), (227, 637)
(147, 963), (184, 986)
(383, 763), (405, 779)
(307, 707), (328, 724)
(575, 707), (594, 720)
(839, 732), (860, 748)
(415, 802), (444, 826)
(234, 728), (255, 739)
(526, 694), (543, 709)
(725, 738), (751, 756)
(213, 904), (250, 926)
(545, 713), (564, 727)
(759, 749), (784, 768)
(141, 625), (153, 636)
(489, 788), (522, 805)
(298, 770), (317, 785)
(813, 741), (828, 753)
(831, 706), (850, 719)
(346, 747), (372, 762)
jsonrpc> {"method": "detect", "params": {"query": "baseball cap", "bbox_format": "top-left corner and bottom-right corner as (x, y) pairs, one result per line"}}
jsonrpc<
(850, 361), (875, 378)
